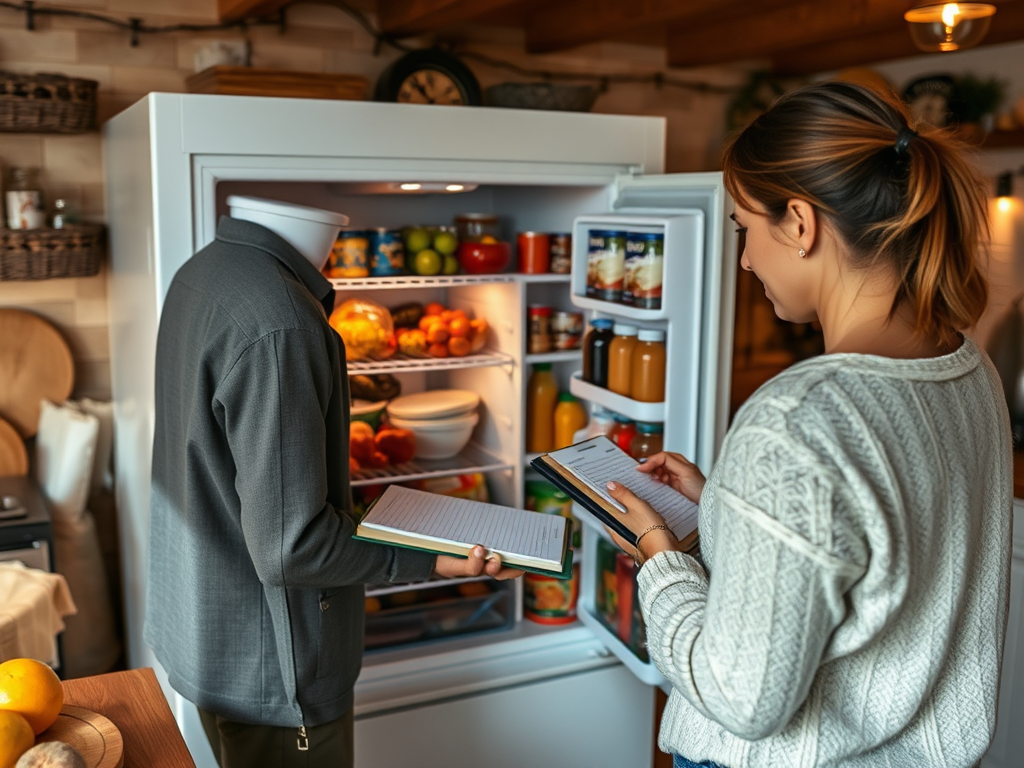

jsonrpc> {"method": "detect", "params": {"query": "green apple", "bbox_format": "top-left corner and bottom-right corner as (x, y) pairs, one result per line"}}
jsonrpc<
(443, 254), (459, 275)
(433, 230), (458, 256)
(404, 227), (433, 254)
(413, 249), (442, 276)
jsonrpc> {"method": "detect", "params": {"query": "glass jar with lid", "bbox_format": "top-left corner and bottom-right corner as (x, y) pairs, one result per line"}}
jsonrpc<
(454, 213), (500, 243)
(6, 167), (45, 230)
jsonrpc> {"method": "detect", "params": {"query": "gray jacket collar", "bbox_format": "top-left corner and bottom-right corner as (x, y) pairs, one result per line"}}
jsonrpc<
(215, 215), (335, 315)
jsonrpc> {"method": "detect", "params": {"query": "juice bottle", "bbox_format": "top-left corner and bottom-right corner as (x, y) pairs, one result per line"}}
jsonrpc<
(526, 363), (559, 453)
(607, 324), (638, 397)
(582, 318), (615, 387)
(631, 329), (667, 402)
(630, 421), (664, 460)
(553, 393), (588, 449)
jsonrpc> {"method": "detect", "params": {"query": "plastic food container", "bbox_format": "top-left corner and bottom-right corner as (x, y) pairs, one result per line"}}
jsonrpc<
(387, 411), (479, 459)
(386, 390), (480, 420)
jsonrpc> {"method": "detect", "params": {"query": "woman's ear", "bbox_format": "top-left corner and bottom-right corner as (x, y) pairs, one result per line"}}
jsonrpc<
(784, 198), (817, 257)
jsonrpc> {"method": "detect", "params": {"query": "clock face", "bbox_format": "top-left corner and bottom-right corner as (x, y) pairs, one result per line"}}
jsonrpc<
(398, 69), (464, 106)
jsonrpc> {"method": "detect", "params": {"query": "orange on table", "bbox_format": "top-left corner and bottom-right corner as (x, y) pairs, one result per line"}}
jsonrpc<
(0, 710), (33, 768)
(0, 658), (64, 735)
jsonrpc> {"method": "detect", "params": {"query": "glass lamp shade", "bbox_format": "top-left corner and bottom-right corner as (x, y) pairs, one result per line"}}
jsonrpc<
(904, 3), (996, 52)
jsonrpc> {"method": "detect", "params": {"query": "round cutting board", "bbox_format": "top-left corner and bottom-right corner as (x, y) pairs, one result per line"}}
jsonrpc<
(0, 415), (27, 476)
(36, 705), (124, 768)
(0, 308), (74, 438)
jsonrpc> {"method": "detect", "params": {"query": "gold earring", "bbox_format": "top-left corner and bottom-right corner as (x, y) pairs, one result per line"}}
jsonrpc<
(798, 248), (807, 257)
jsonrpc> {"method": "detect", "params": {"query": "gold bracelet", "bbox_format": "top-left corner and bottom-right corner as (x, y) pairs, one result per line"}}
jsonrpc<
(633, 524), (671, 567)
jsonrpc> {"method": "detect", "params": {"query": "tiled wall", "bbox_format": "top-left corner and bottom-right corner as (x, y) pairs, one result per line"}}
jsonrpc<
(0, 0), (748, 402)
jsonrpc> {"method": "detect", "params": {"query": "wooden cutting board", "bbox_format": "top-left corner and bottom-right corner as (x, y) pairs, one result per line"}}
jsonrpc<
(36, 705), (124, 768)
(0, 308), (74, 438)
(0, 415), (27, 476)
(186, 66), (367, 100)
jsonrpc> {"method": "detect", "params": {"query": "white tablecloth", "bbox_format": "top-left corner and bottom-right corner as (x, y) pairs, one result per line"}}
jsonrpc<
(0, 560), (76, 666)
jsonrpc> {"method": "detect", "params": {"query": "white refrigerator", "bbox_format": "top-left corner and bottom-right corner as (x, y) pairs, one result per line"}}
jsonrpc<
(103, 94), (737, 768)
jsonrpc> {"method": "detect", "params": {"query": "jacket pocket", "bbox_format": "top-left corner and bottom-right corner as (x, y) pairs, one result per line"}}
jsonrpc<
(315, 586), (362, 680)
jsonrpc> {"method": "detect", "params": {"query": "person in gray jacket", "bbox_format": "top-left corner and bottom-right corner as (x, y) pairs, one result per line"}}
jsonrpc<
(147, 204), (519, 768)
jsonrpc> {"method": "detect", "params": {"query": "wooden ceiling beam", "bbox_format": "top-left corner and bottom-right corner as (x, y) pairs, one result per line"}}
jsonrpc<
(217, 0), (290, 22)
(376, 0), (524, 37)
(772, 0), (1024, 75)
(666, 0), (920, 68)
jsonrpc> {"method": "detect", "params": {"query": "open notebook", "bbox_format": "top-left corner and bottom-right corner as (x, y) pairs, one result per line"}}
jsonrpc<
(354, 485), (573, 579)
(531, 436), (700, 554)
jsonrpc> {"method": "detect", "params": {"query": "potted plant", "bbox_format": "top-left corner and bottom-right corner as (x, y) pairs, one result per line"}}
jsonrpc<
(948, 73), (1005, 137)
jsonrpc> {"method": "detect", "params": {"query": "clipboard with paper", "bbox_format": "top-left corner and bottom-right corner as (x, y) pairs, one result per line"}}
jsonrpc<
(530, 436), (700, 555)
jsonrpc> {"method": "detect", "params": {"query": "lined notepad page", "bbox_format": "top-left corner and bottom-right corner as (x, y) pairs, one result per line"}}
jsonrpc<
(548, 436), (699, 539)
(361, 486), (566, 566)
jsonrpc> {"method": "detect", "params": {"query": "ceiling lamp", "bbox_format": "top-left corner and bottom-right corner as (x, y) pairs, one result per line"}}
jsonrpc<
(904, 3), (997, 52)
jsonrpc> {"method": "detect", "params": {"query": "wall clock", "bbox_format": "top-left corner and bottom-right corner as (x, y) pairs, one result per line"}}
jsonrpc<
(902, 74), (954, 128)
(374, 48), (482, 106)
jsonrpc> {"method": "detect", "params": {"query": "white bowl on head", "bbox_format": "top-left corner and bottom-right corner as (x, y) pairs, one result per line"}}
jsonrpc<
(388, 411), (479, 460)
(226, 195), (349, 268)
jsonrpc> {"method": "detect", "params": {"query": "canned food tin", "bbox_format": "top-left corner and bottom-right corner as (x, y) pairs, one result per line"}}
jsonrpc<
(549, 233), (572, 274)
(550, 311), (584, 350)
(528, 305), (553, 354)
(625, 231), (664, 309)
(587, 230), (626, 302)
(524, 565), (579, 625)
(327, 229), (371, 278)
(369, 228), (405, 276)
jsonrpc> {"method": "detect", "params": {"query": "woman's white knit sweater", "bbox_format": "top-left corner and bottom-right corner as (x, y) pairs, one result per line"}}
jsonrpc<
(637, 337), (1012, 767)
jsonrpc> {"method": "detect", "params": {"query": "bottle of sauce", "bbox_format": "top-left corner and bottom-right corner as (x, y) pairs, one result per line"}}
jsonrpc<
(607, 324), (638, 397)
(526, 363), (559, 453)
(630, 422), (664, 461)
(553, 393), (588, 449)
(607, 413), (637, 454)
(582, 318), (615, 387)
(631, 329), (666, 403)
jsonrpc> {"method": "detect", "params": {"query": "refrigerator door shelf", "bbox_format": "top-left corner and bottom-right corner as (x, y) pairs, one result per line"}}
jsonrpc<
(350, 441), (512, 487)
(569, 212), (705, 324)
(569, 371), (666, 422)
(330, 274), (518, 291)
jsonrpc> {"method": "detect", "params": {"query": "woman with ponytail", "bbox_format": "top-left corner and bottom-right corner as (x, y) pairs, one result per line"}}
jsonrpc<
(605, 82), (1012, 767)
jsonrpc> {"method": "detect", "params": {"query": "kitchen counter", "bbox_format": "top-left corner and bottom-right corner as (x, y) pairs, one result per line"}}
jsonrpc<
(62, 667), (196, 768)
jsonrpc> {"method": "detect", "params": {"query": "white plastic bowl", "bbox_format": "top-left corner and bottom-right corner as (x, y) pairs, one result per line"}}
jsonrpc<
(388, 411), (479, 460)
(226, 196), (348, 268)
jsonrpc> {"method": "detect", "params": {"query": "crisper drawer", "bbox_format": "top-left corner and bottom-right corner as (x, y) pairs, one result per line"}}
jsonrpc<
(0, 540), (51, 571)
(364, 579), (514, 652)
(578, 516), (666, 685)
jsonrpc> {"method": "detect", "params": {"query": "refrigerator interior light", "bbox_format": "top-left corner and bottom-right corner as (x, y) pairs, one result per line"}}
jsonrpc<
(392, 182), (478, 194)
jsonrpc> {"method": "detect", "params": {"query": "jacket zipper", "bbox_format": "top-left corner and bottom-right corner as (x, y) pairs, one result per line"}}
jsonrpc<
(297, 723), (309, 751)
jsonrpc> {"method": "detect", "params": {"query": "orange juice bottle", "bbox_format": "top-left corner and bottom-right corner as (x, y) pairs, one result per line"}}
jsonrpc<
(526, 363), (559, 453)
(553, 393), (588, 449)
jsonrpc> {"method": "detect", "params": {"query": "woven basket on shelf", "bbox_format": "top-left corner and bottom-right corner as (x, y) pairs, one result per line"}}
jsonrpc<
(0, 72), (98, 133)
(0, 225), (105, 280)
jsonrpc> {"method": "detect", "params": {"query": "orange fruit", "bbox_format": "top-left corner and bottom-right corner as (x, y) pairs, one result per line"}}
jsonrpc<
(427, 342), (449, 358)
(448, 317), (471, 338)
(448, 336), (472, 357)
(424, 302), (445, 316)
(425, 323), (449, 345)
(418, 314), (443, 332)
(0, 710), (33, 768)
(0, 658), (64, 735)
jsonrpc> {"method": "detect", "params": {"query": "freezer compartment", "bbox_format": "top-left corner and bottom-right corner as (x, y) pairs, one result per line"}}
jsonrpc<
(365, 579), (515, 652)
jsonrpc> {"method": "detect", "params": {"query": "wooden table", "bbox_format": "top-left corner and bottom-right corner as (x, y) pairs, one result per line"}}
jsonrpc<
(62, 668), (196, 768)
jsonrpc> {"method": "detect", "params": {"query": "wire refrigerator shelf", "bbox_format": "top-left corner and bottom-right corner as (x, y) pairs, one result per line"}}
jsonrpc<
(347, 349), (513, 374)
(350, 442), (512, 487)
(331, 274), (517, 291)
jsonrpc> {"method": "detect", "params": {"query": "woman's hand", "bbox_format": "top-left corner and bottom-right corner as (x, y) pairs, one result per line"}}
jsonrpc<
(434, 546), (524, 581)
(636, 451), (706, 504)
(604, 481), (681, 564)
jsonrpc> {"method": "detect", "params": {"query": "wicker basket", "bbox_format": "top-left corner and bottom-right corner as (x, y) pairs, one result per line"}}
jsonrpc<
(0, 72), (98, 133)
(0, 225), (105, 280)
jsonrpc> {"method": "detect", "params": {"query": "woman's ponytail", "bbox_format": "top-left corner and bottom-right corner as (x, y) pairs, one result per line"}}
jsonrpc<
(722, 81), (990, 348)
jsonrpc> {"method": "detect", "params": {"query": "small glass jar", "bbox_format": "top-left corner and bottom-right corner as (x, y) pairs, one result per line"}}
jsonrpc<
(454, 213), (500, 243)
(7, 167), (45, 230)
(528, 305), (553, 354)
(630, 422), (664, 461)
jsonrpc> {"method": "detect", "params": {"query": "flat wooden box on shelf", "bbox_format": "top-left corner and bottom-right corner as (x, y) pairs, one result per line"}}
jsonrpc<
(186, 66), (368, 101)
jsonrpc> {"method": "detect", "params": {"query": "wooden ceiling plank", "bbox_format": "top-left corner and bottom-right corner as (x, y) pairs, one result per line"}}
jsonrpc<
(667, 0), (921, 68)
(377, 0), (525, 37)
(525, 0), (726, 54)
(772, 0), (1024, 75)
(218, 0), (290, 22)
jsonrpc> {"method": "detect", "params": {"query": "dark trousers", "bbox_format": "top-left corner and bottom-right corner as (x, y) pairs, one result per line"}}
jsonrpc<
(199, 708), (354, 768)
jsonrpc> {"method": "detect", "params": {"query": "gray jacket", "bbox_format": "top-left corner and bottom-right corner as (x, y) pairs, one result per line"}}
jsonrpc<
(146, 217), (434, 728)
